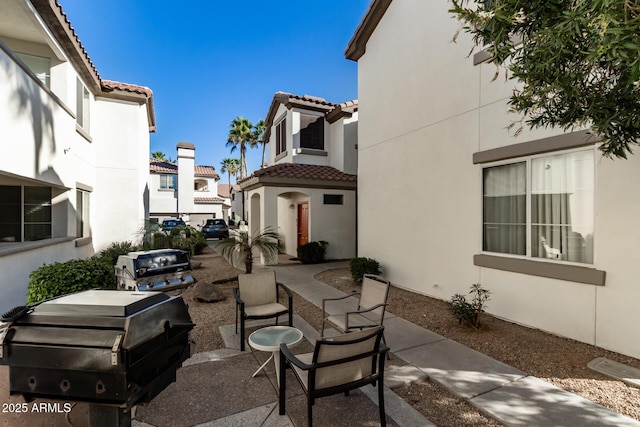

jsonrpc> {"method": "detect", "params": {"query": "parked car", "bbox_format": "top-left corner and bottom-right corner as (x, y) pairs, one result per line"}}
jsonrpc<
(202, 219), (229, 239)
(161, 219), (186, 231)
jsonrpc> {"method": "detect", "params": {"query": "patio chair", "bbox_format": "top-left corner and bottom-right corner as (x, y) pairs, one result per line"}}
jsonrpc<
(234, 271), (293, 351)
(278, 327), (389, 427)
(321, 274), (390, 346)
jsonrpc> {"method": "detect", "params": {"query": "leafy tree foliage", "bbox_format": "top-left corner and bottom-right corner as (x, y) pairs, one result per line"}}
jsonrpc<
(450, 0), (640, 158)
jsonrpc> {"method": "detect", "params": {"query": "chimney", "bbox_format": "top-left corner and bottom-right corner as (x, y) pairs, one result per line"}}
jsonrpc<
(177, 142), (195, 216)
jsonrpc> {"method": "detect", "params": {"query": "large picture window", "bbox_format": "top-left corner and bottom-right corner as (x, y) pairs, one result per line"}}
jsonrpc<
(299, 114), (324, 150)
(483, 150), (594, 264)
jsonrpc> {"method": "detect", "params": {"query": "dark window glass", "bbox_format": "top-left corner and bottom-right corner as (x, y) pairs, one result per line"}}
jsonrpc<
(300, 114), (324, 150)
(276, 118), (287, 155)
(0, 186), (21, 242)
(323, 194), (344, 205)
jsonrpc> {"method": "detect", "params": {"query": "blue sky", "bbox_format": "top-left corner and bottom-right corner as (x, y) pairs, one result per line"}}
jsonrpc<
(61, 1), (370, 178)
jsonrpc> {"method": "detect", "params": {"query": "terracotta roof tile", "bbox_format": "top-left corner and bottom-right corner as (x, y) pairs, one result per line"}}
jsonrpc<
(194, 197), (225, 203)
(149, 159), (176, 174)
(244, 163), (356, 183)
(149, 159), (220, 179)
(194, 165), (220, 179)
(102, 80), (153, 97)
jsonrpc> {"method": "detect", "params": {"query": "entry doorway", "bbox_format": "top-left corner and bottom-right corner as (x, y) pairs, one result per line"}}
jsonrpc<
(297, 202), (309, 247)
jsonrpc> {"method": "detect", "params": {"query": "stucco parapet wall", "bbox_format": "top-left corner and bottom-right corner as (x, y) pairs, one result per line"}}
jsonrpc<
(0, 237), (75, 257)
(239, 176), (357, 191)
(474, 254), (606, 286)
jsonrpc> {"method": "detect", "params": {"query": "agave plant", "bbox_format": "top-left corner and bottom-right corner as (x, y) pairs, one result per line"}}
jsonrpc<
(218, 227), (280, 273)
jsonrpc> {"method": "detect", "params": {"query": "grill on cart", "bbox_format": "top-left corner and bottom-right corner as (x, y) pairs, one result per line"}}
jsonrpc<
(114, 249), (196, 292)
(0, 290), (194, 426)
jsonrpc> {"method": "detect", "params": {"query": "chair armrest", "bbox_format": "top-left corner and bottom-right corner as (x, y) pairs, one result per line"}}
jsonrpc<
(344, 303), (388, 329)
(279, 343), (313, 371)
(322, 292), (360, 316)
(349, 303), (388, 316)
(232, 287), (244, 305)
(277, 282), (293, 309)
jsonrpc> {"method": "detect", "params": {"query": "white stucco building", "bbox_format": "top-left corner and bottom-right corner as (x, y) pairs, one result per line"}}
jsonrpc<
(239, 92), (358, 262)
(346, 0), (640, 359)
(0, 0), (155, 313)
(149, 142), (224, 227)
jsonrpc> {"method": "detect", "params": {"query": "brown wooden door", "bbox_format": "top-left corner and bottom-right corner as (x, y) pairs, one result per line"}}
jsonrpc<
(297, 202), (309, 247)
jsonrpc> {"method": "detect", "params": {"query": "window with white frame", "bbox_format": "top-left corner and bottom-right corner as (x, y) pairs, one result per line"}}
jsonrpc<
(160, 174), (176, 190)
(483, 149), (594, 264)
(76, 189), (90, 238)
(15, 52), (50, 87)
(76, 77), (90, 131)
(276, 117), (287, 155)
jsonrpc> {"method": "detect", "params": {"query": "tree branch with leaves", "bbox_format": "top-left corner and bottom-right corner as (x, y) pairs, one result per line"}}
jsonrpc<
(450, 0), (640, 158)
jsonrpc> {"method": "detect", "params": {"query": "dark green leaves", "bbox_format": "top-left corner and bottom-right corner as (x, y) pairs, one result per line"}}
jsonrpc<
(450, 0), (640, 158)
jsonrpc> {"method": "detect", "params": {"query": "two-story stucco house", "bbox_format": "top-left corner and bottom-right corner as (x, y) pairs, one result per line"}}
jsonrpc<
(0, 0), (155, 314)
(149, 142), (224, 227)
(346, 0), (640, 359)
(239, 92), (358, 262)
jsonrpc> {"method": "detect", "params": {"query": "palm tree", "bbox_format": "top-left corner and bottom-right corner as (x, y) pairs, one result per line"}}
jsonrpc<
(226, 117), (253, 179)
(151, 151), (174, 163)
(217, 228), (280, 274)
(220, 158), (240, 190)
(253, 119), (266, 168)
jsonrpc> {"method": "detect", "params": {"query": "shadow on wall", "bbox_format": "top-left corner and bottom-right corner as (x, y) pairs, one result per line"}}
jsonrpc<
(1, 46), (61, 186)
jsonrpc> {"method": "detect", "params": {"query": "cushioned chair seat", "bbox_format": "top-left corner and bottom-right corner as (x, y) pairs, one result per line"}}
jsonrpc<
(245, 302), (289, 318)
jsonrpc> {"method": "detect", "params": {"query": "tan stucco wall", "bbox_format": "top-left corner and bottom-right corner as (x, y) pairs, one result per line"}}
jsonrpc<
(355, 0), (640, 358)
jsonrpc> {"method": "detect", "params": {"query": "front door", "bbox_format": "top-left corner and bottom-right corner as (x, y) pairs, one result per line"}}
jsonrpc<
(297, 202), (309, 247)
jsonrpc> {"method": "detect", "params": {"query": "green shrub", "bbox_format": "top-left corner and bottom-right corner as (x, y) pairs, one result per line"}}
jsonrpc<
(297, 241), (328, 264)
(168, 226), (207, 255)
(27, 257), (116, 305)
(449, 284), (491, 328)
(98, 241), (139, 266)
(143, 226), (206, 256)
(349, 257), (382, 283)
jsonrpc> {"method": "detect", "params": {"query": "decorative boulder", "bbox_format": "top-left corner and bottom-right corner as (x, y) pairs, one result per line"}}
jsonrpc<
(193, 282), (225, 303)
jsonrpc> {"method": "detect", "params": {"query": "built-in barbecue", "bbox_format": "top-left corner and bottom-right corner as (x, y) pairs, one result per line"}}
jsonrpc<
(114, 249), (196, 292)
(0, 290), (194, 426)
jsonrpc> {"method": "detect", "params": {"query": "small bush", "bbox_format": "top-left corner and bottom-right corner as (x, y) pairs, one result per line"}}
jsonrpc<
(143, 226), (206, 256)
(349, 257), (382, 283)
(449, 283), (491, 328)
(27, 257), (116, 305)
(297, 241), (328, 264)
(98, 241), (139, 266)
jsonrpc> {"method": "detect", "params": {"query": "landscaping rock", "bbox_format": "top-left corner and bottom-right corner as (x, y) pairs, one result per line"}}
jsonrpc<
(193, 282), (225, 302)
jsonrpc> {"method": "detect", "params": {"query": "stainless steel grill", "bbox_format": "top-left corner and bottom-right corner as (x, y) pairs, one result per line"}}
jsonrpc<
(114, 249), (196, 292)
(0, 290), (194, 426)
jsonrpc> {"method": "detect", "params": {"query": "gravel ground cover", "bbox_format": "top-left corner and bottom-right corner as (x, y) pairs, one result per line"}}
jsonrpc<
(185, 247), (640, 425)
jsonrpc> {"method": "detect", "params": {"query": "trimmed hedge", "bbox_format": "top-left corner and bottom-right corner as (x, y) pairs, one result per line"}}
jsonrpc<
(27, 257), (116, 305)
(26, 240), (141, 305)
